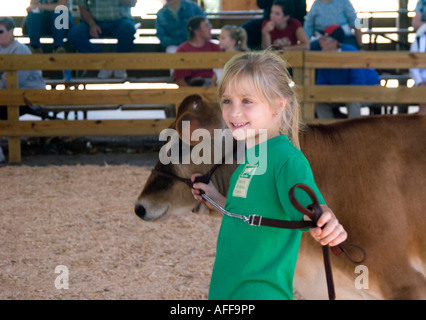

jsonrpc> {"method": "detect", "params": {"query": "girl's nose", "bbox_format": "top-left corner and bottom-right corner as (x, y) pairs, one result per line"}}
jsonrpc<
(229, 103), (242, 117)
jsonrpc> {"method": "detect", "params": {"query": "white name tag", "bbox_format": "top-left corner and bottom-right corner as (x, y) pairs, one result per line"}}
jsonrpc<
(232, 164), (258, 198)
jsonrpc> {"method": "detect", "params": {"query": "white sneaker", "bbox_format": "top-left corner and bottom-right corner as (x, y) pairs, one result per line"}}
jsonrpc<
(113, 69), (127, 79)
(97, 69), (112, 79)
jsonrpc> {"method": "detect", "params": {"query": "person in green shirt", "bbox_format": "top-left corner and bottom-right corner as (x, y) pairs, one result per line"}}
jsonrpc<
(191, 51), (347, 300)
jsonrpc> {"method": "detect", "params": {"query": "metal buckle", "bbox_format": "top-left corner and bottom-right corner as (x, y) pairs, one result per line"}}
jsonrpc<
(248, 214), (262, 227)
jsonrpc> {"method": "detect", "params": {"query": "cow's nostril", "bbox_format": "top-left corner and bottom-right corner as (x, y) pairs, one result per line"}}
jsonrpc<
(134, 204), (146, 219)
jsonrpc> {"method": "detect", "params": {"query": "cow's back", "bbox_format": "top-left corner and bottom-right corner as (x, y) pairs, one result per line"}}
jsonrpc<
(298, 115), (426, 299)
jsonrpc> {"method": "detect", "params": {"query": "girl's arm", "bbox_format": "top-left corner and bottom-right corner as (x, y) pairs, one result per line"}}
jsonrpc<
(261, 21), (274, 49)
(281, 26), (310, 51)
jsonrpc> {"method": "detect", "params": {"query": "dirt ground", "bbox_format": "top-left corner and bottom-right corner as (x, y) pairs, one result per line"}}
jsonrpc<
(1, 137), (224, 300)
(1, 164), (223, 300)
(1, 136), (305, 300)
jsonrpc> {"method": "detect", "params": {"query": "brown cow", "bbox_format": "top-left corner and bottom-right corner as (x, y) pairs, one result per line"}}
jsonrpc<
(135, 95), (426, 300)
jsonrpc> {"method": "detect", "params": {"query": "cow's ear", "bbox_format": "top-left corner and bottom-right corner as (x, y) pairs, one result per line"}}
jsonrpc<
(175, 95), (224, 145)
(176, 95), (203, 120)
(176, 114), (207, 146)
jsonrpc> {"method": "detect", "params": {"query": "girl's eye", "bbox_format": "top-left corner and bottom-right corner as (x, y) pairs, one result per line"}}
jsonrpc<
(242, 98), (252, 104)
(222, 99), (231, 105)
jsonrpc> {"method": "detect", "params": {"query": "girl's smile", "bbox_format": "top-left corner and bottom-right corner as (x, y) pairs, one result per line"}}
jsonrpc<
(221, 83), (283, 145)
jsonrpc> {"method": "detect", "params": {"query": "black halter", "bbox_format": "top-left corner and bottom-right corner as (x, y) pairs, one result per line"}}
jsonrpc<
(151, 161), (224, 189)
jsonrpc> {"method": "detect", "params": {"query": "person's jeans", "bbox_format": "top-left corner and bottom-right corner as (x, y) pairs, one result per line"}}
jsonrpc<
(26, 10), (74, 48)
(67, 18), (136, 53)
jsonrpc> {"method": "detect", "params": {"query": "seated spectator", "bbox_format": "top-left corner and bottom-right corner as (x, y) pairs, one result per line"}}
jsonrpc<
(218, 25), (248, 52)
(68, 0), (137, 79)
(26, 0), (74, 53)
(261, 0), (309, 51)
(413, 0), (426, 31)
(409, 24), (426, 114)
(212, 25), (248, 85)
(156, 0), (205, 53)
(304, 0), (363, 50)
(314, 25), (380, 119)
(174, 16), (221, 87)
(0, 17), (46, 165)
(242, 0), (306, 50)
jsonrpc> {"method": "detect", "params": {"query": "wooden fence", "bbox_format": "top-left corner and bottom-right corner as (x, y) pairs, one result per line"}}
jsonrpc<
(0, 51), (425, 163)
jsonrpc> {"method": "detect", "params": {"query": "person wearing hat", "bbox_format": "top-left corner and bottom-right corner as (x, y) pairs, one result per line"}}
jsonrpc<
(304, 0), (362, 50)
(314, 24), (380, 119)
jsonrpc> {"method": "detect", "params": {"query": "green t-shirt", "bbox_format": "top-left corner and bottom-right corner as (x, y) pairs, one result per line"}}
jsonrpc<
(209, 135), (325, 300)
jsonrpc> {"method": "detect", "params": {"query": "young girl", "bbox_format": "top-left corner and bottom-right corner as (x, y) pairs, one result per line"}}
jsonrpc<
(261, 0), (309, 51)
(212, 25), (248, 85)
(191, 51), (347, 300)
(219, 25), (249, 52)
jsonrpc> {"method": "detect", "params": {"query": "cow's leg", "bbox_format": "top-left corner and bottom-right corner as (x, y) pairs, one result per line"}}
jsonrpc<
(373, 254), (426, 300)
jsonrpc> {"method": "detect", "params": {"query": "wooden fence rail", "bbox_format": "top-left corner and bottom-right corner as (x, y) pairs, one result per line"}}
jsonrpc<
(0, 51), (425, 163)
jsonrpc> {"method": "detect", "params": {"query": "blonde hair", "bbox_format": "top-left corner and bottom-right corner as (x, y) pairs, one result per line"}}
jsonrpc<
(218, 50), (300, 148)
(221, 25), (249, 52)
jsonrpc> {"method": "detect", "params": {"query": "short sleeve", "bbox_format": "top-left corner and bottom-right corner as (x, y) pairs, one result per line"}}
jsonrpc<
(276, 154), (326, 222)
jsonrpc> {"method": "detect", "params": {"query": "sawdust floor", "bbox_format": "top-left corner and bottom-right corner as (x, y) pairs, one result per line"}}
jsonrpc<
(0, 164), (221, 299)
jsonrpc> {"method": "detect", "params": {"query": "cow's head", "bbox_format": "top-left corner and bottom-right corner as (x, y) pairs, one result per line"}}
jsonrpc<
(134, 95), (233, 221)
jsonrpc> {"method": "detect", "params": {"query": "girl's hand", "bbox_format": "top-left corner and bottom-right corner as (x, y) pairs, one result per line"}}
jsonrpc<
(262, 21), (275, 33)
(309, 205), (347, 247)
(191, 173), (226, 210)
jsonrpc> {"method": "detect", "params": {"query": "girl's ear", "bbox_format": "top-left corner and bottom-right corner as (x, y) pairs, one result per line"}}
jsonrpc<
(274, 98), (287, 115)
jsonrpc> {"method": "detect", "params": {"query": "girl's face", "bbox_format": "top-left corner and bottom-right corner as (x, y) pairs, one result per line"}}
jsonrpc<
(270, 5), (289, 27)
(219, 29), (236, 52)
(221, 80), (283, 145)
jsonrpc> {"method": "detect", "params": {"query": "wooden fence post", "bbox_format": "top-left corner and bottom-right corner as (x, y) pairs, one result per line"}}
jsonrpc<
(6, 70), (21, 163)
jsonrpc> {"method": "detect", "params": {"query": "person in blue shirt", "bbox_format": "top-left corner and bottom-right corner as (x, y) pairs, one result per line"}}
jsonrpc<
(314, 25), (380, 119)
(413, 0), (426, 31)
(155, 0), (205, 53)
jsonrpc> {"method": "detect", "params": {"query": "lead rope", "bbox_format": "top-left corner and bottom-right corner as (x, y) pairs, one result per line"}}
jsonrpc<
(201, 184), (366, 300)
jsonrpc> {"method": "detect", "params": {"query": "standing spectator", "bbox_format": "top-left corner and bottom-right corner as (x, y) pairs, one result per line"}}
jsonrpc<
(304, 0), (363, 50)
(0, 17), (46, 165)
(26, 0), (74, 53)
(261, 0), (309, 51)
(413, 0), (426, 30)
(314, 25), (380, 119)
(156, 0), (205, 53)
(409, 24), (426, 114)
(174, 16), (221, 87)
(68, 0), (137, 79)
(242, 0), (306, 50)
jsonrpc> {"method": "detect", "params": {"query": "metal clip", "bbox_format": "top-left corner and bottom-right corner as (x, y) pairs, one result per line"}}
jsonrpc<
(248, 214), (262, 227)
